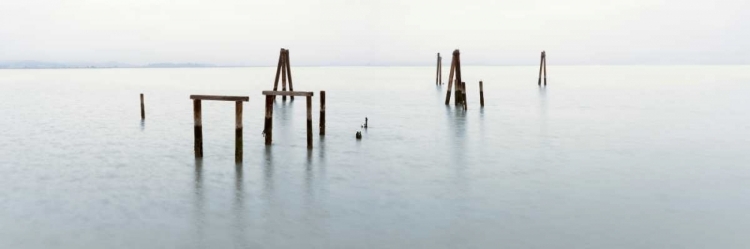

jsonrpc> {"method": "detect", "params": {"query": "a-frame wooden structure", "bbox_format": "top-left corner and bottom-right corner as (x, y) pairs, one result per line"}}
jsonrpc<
(272, 48), (296, 100)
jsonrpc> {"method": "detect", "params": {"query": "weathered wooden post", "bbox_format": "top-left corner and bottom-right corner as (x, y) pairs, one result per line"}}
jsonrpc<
(306, 95), (313, 149)
(435, 53), (440, 85)
(543, 51), (547, 86)
(479, 81), (484, 107)
(439, 55), (442, 84)
(319, 91), (325, 135)
(461, 81), (467, 108)
(235, 101), (243, 162)
(264, 95), (273, 145)
(140, 93), (145, 120)
(445, 55), (456, 105)
(193, 99), (203, 158)
(285, 50), (295, 100)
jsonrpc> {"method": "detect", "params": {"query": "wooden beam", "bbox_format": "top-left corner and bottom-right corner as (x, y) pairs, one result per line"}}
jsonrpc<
(262, 91), (314, 97)
(189, 95), (249, 102)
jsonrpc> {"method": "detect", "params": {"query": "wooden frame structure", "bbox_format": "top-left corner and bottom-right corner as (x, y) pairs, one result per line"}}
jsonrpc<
(538, 51), (547, 86)
(444, 49), (466, 109)
(262, 91), (315, 149)
(273, 48), (295, 101)
(190, 95), (249, 162)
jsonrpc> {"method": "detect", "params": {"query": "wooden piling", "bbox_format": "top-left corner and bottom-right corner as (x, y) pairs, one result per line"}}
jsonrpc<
(439, 55), (442, 84)
(285, 50), (295, 100)
(193, 99), (203, 158)
(264, 95), (273, 145)
(538, 51), (544, 86)
(435, 53), (440, 85)
(462, 81), (467, 108)
(140, 93), (145, 120)
(445, 56), (456, 105)
(479, 81), (484, 107)
(306, 95), (313, 149)
(543, 52), (547, 86)
(319, 91), (325, 135)
(235, 101), (243, 162)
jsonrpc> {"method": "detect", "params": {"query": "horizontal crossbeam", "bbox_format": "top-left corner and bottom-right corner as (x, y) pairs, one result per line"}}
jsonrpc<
(262, 91), (313, 97)
(190, 95), (249, 102)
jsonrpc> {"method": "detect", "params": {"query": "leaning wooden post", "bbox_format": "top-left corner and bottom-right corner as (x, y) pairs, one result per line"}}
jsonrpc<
(193, 99), (203, 158)
(319, 91), (326, 135)
(543, 51), (547, 86)
(445, 56), (456, 105)
(273, 48), (284, 93)
(538, 51), (544, 86)
(281, 50), (288, 101)
(285, 50), (295, 100)
(264, 95), (273, 145)
(454, 50), (463, 106)
(235, 101), (243, 162)
(479, 81), (484, 107)
(306, 95), (313, 149)
(140, 93), (145, 120)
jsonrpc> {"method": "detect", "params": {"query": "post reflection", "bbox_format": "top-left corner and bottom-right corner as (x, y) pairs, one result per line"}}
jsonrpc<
(193, 159), (205, 246)
(233, 162), (248, 248)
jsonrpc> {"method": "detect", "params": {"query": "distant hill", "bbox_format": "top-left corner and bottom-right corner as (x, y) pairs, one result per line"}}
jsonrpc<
(0, 61), (217, 69)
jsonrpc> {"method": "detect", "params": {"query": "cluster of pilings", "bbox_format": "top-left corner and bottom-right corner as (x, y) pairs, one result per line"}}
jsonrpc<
(444, 50), (467, 110)
(148, 48), (328, 162)
(435, 50), (549, 108)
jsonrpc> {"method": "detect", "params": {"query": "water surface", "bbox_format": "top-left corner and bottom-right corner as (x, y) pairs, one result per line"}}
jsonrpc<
(1, 66), (749, 248)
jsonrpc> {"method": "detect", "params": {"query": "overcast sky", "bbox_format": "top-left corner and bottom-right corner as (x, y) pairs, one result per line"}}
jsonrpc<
(0, 0), (748, 66)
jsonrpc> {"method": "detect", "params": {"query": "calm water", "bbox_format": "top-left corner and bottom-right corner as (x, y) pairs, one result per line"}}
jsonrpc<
(1, 66), (749, 248)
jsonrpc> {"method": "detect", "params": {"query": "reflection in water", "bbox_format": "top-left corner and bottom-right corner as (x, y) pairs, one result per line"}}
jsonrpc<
(445, 105), (468, 183)
(263, 146), (273, 198)
(538, 87), (549, 161)
(233, 162), (248, 248)
(305, 150), (313, 199)
(193, 159), (205, 247)
(140, 120), (145, 131)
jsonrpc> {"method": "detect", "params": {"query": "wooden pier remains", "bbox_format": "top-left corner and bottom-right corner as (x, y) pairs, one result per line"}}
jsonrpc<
(273, 49), (296, 100)
(261, 91), (315, 149)
(538, 51), (547, 86)
(190, 95), (249, 162)
(445, 49), (465, 107)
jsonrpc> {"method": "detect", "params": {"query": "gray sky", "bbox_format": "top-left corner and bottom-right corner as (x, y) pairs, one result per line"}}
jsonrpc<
(1, 0), (748, 66)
